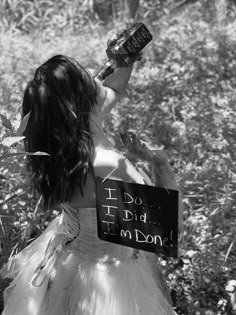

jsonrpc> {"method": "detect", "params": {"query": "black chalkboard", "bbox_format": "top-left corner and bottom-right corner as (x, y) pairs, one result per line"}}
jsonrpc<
(95, 177), (179, 257)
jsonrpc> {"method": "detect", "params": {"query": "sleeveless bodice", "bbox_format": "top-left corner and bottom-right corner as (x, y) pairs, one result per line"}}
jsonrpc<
(61, 205), (136, 263)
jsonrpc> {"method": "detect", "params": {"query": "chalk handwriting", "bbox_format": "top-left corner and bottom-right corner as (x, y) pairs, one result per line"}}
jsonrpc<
(119, 229), (174, 248)
(96, 177), (178, 257)
(120, 229), (132, 240)
(105, 188), (118, 200)
(122, 210), (147, 223)
(123, 192), (142, 205)
(102, 205), (118, 217)
(102, 220), (116, 235)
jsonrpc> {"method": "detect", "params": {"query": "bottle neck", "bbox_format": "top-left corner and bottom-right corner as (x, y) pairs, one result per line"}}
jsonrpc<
(94, 59), (117, 81)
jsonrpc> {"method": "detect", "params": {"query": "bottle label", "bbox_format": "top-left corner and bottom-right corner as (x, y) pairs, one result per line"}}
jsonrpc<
(122, 23), (152, 58)
(136, 32), (145, 43)
(141, 27), (152, 39)
(105, 23), (153, 67)
(126, 42), (136, 54)
(131, 36), (141, 49)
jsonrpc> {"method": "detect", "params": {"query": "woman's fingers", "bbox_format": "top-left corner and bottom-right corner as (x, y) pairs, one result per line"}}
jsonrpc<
(120, 132), (170, 167)
(120, 132), (151, 161)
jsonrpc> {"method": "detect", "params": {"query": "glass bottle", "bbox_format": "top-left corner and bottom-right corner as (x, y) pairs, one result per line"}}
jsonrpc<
(95, 22), (153, 81)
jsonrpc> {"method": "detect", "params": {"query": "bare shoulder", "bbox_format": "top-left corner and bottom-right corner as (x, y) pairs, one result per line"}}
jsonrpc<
(70, 148), (145, 208)
(93, 148), (145, 184)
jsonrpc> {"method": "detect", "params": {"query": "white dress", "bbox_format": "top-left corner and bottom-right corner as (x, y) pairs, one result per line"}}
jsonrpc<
(1, 203), (176, 315)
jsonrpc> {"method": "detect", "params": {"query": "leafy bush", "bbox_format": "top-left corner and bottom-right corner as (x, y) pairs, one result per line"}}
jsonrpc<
(0, 0), (96, 34)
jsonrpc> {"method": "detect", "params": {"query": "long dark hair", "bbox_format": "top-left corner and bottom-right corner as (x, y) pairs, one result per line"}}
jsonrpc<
(22, 55), (97, 210)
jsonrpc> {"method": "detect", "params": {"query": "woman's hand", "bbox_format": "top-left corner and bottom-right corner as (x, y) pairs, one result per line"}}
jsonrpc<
(120, 132), (168, 166)
(120, 132), (183, 238)
(107, 29), (142, 67)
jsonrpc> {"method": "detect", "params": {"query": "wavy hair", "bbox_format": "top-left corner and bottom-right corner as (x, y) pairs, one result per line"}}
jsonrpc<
(22, 55), (97, 210)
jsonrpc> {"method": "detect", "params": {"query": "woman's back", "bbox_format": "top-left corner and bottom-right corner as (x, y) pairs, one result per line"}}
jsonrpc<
(70, 146), (146, 208)
(70, 102), (146, 208)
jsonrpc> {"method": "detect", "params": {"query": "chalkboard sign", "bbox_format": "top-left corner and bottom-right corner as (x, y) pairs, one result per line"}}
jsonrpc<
(95, 177), (179, 257)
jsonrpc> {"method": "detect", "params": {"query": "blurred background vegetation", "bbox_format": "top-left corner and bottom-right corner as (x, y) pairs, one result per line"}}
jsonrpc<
(0, 0), (236, 314)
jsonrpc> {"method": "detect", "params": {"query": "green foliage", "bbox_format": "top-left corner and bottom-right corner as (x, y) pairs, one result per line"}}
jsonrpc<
(0, 0), (96, 34)
(1, 0), (236, 314)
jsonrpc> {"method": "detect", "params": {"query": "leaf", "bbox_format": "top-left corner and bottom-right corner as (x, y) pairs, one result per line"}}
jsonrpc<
(1, 136), (25, 148)
(0, 114), (13, 131)
(2, 151), (50, 158)
(15, 111), (31, 136)
(225, 241), (234, 263)
(0, 174), (8, 180)
(25, 151), (50, 156)
(0, 217), (5, 237)
(18, 200), (26, 206)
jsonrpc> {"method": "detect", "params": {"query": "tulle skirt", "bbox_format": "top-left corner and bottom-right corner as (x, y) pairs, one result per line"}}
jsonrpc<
(1, 207), (176, 315)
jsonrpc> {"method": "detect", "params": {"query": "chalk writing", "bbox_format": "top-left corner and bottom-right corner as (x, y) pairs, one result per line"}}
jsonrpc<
(122, 210), (147, 223)
(120, 229), (132, 240)
(105, 188), (118, 200)
(96, 177), (179, 257)
(123, 192), (142, 205)
(102, 205), (118, 217)
(101, 220), (115, 234)
(119, 229), (174, 247)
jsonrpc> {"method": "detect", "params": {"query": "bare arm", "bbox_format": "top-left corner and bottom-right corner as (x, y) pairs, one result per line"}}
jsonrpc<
(94, 65), (133, 116)
(120, 133), (183, 237)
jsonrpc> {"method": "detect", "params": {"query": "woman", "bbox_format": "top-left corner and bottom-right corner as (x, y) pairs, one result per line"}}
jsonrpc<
(1, 53), (181, 314)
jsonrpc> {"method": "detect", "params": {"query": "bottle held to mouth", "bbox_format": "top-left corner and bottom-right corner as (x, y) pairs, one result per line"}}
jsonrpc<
(95, 22), (153, 81)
